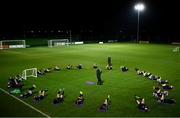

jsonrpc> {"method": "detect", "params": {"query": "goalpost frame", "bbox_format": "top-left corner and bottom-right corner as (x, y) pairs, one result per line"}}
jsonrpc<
(0, 40), (26, 49)
(0, 41), (2, 50)
(22, 68), (37, 80)
(48, 39), (69, 47)
(173, 47), (180, 52)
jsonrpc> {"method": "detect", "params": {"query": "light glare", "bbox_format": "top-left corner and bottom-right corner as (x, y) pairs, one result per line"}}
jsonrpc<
(134, 3), (145, 11)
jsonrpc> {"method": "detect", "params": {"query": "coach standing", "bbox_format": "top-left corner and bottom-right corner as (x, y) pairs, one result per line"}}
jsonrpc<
(96, 68), (102, 85)
(108, 56), (112, 66)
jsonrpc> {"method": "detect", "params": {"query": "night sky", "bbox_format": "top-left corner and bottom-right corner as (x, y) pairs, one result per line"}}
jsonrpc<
(0, 0), (180, 40)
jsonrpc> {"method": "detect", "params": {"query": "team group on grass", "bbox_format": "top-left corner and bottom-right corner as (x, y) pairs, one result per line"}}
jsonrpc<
(134, 67), (176, 112)
(7, 57), (176, 112)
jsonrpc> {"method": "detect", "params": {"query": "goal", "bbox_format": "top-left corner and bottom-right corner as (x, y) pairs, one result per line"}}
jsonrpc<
(0, 40), (26, 49)
(22, 68), (37, 80)
(172, 47), (179, 52)
(48, 39), (69, 47)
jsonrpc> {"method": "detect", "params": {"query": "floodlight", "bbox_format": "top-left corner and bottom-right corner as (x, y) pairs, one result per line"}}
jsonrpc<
(134, 3), (145, 11)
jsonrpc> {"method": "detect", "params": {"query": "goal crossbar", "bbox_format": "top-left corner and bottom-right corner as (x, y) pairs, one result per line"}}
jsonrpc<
(0, 40), (26, 49)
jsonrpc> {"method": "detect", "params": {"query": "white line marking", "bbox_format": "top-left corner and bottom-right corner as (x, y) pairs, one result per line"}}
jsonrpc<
(0, 88), (51, 118)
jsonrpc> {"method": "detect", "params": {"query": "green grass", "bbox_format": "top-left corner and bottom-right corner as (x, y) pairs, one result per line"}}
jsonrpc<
(0, 43), (180, 117)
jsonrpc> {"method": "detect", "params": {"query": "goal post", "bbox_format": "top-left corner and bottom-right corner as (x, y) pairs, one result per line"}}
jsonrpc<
(0, 41), (2, 50)
(48, 39), (69, 47)
(22, 68), (37, 80)
(0, 40), (26, 49)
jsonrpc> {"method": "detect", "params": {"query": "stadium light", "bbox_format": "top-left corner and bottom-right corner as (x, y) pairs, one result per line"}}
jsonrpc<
(134, 3), (145, 43)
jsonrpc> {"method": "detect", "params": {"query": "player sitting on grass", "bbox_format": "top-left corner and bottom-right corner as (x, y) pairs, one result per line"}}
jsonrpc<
(135, 68), (143, 75)
(14, 74), (23, 81)
(153, 86), (168, 99)
(153, 86), (161, 98)
(135, 95), (150, 112)
(76, 64), (82, 69)
(157, 94), (176, 104)
(20, 84), (36, 98)
(120, 66), (128, 72)
(75, 91), (84, 105)
(106, 65), (112, 70)
(99, 95), (111, 111)
(7, 77), (19, 88)
(53, 88), (64, 104)
(8, 77), (20, 88)
(8, 77), (24, 93)
(54, 66), (60, 71)
(34, 89), (48, 101)
(143, 71), (151, 78)
(67, 64), (73, 70)
(93, 64), (98, 69)
(107, 56), (112, 70)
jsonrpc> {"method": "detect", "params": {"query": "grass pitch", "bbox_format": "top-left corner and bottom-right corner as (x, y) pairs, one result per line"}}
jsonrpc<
(0, 43), (180, 117)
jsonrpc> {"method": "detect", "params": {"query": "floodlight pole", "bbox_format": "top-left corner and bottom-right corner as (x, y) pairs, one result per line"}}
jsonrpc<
(69, 30), (72, 44)
(137, 10), (140, 43)
(23, 25), (26, 39)
(134, 3), (145, 43)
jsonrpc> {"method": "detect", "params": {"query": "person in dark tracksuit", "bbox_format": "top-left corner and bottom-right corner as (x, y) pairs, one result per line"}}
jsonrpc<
(108, 57), (112, 66)
(106, 57), (112, 70)
(96, 68), (102, 85)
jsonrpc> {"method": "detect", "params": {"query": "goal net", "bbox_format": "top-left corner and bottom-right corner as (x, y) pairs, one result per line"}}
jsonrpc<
(0, 40), (26, 49)
(22, 68), (37, 80)
(48, 39), (69, 47)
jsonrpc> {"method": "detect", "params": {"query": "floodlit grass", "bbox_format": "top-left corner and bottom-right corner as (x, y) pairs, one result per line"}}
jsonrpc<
(0, 43), (180, 117)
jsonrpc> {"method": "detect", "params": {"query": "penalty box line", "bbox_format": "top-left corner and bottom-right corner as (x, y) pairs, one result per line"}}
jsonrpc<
(0, 88), (51, 118)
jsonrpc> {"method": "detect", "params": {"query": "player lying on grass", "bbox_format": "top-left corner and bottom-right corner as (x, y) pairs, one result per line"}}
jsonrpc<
(20, 84), (36, 98)
(157, 78), (168, 84)
(54, 66), (60, 71)
(37, 69), (45, 76)
(157, 94), (176, 104)
(75, 91), (84, 105)
(135, 68), (153, 78)
(161, 83), (173, 90)
(153, 86), (168, 99)
(120, 66), (128, 72)
(76, 64), (82, 69)
(148, 75), (159, 80)
(99, 95), (111, 111)
(34, 89), (48, 101)
(135, 95), (150, 112)
(53, 88), (64, 104)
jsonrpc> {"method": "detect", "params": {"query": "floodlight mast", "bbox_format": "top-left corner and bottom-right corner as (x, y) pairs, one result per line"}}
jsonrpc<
(134, 3), (145, 43)
(69, 30), (72, 44)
